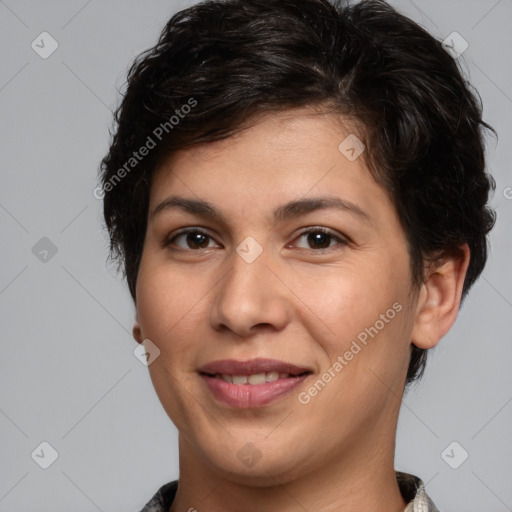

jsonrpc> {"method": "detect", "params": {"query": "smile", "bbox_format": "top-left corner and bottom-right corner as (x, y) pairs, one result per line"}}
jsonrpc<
(198, 358), (312, 408)
(212, 372), (296, 384)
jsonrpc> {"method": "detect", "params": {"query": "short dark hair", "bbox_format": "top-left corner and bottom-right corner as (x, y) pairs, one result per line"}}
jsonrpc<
(100, 0), (496, 385)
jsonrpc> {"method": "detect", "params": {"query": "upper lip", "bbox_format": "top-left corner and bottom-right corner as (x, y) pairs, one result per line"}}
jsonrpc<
(199, 358), (312, 376)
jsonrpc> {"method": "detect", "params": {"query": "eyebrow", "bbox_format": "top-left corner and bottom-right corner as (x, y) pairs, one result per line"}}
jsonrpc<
(151, 195), (371, 225)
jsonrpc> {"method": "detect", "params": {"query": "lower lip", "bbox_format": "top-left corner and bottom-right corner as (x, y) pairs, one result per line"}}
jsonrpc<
(200, 374), (310, 408)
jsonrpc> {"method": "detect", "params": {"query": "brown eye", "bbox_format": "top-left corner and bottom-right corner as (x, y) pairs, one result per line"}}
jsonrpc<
(293, 227), (348, 251)
(165, 229), (218, 250)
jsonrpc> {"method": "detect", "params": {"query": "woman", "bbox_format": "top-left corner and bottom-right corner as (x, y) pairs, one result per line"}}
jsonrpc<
(99, 0), (496, 510)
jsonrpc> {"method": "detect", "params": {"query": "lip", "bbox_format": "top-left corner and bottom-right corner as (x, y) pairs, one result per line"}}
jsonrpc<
(198, 357), (311, 376)
(198, 358), (312, 408)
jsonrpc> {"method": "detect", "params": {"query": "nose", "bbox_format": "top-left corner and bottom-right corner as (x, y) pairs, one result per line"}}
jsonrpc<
(210, 244), (292, 337)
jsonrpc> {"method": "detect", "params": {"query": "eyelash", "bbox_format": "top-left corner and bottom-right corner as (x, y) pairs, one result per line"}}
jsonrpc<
(164, 227), (350, 252)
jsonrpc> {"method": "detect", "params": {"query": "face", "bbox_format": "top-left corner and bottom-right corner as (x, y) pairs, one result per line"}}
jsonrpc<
(134, 108), (417, 484)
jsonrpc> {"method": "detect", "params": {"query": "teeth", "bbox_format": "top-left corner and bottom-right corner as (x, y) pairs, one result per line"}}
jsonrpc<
(218, 371), (292, 384)
(248, 373), (266, 385)
(266, 371), (279, 382)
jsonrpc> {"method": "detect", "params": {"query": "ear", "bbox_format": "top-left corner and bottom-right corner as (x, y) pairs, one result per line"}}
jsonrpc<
(132, 311), (144, 344)
(411, 244), (470, 349)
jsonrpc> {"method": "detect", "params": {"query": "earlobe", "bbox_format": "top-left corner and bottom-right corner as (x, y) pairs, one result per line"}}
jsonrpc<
(132, 312), (144, 344)
(411, 244), (470, 350)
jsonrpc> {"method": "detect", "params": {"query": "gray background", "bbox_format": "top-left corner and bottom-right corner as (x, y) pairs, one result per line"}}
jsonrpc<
(0, 0), (511, 511)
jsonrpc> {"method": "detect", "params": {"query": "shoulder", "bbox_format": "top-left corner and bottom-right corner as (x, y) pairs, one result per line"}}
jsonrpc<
(397, 471), (441, 512)
(138, 480), (178, 512)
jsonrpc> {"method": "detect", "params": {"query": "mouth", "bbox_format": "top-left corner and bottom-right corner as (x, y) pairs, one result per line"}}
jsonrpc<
(198, 358), (313, 408)
(203, 371), (309, 384)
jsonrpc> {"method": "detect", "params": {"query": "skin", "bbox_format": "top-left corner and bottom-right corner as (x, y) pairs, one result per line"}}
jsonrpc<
(132, 107), (470, 512)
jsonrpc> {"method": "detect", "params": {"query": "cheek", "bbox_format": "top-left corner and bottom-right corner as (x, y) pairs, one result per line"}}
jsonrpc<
(291, 256), (408, 344)
(296, 260), (413, 409)
(135, 261), (210, 428)
(299, 274), (411, 428)
(135, 258), (208, 342)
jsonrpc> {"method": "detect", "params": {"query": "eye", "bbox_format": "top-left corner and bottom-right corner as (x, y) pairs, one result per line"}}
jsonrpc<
(164, 226), (349, 252)
(292, 227), (349, 251)
(165, 229), (220, 250)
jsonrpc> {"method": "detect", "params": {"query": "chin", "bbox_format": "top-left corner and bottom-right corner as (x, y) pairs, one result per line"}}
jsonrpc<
(197, 437), (309, 486)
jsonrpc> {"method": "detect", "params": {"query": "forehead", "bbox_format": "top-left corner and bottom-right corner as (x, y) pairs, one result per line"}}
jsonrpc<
(148, 108), (394, 226)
